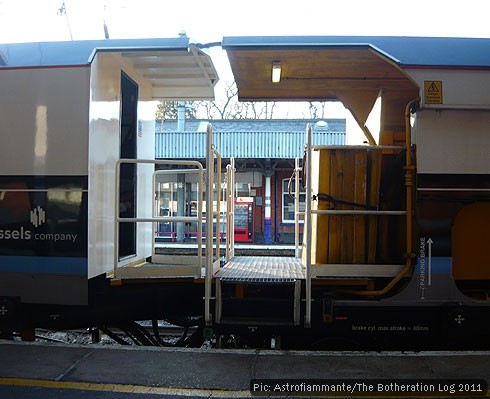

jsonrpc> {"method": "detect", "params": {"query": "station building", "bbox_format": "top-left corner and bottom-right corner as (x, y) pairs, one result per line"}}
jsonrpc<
(155, 118), (346, 243)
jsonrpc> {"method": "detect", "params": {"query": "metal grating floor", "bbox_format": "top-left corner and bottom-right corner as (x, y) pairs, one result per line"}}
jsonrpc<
(215, 256), (306, 283)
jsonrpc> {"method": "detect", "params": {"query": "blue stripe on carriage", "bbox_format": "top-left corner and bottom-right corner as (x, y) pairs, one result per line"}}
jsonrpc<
(0, 256), (87, 275)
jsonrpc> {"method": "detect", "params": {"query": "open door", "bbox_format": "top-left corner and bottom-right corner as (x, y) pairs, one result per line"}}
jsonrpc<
(119, 72), (138, 259)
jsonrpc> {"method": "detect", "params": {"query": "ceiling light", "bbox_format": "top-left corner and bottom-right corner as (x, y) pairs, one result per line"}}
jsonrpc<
(271, 61), (281, 83)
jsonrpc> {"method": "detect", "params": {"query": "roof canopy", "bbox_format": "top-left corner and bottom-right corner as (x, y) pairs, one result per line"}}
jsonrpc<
(116, 45), (218, 100)
(0, 37), (218, 100)
(222, 36), (490, 69)
(222, 35), (490, 143)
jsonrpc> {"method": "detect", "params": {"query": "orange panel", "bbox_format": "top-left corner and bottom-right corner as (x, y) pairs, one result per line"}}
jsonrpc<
(452, 202), (490, 280)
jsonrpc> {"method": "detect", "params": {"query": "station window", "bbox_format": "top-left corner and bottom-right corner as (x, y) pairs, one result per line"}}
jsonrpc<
(235, 182), (251, 197)
(282, 178), (305, 223)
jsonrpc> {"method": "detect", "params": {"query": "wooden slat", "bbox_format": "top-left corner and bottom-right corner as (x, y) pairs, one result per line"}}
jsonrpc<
(318, 150), (332, 262)
(305, 148), (331, 264)
(368, 149), (382, 263)
(354, 150), (367, 264)
(328, 149), (343, 263)
(341, 150), (355, 263)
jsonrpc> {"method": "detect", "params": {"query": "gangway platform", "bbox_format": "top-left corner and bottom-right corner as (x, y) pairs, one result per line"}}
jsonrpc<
(215, 256), (305, 283)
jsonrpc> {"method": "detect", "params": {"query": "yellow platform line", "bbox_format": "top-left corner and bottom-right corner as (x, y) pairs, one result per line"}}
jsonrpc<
(0, 377), (251, 397)
(1, 377), (489, 398)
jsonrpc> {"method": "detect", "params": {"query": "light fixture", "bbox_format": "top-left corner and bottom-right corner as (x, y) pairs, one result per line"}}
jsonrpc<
(271, 61), (281, 83)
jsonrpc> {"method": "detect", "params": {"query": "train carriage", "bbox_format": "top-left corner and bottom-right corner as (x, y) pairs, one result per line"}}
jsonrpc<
(0, 37), (218, 336)
(1, 35), (490, 349)
(218, 36), (490, 348)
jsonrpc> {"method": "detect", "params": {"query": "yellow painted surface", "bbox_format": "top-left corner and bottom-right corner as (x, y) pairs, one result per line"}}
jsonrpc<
(0, 377), (248, 398)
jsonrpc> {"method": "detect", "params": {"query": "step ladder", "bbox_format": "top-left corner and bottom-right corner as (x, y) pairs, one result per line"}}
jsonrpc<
(214, 256), (304, 326)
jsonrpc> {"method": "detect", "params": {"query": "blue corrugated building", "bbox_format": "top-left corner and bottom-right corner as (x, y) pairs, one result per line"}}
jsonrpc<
(156, 119), (345, 159)
(156, 118), (346, 243)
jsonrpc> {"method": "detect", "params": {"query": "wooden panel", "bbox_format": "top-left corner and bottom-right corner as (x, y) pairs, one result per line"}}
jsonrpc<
(304, 148), (332, 265)
(328, 150), (343, 263)
(303, 149), (318, 264)
(341, 150), (355, 263)
(367, 150), (382, 262)
(317, 149), (331, 264)
(304, 148), (383, 266)
(353, 151), (368, 264)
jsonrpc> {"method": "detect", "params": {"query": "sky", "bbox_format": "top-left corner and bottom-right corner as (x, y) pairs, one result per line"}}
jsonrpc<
(1, 0), (489, 138)
(2, 0), (490, 44)
(2, 0), (490, 75)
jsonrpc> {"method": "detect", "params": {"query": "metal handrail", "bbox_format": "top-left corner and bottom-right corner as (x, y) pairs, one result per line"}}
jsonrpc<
(205, 124), (213, 326)
(121, 216), (200, 223)
(305, 125), (313, 328)
(294, 157), (301, 258)
(312, 210), (406, 215)
(114, 158), (203, 276)
(213, 148), (222, 258)
(204, 125), (228, 325)
(225, 158), (236, 262)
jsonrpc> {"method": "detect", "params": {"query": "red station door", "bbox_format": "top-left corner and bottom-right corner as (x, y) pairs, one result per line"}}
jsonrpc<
(234, 197), (254, 243)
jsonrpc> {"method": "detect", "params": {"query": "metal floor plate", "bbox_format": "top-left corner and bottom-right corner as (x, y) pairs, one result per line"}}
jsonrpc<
(215, 256), (306, 283)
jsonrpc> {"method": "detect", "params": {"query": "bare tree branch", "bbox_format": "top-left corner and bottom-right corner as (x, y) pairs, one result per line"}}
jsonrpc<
(156, 81), (280, 120)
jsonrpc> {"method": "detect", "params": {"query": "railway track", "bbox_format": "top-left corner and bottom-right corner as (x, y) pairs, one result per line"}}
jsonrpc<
(30, 323), (198, 347)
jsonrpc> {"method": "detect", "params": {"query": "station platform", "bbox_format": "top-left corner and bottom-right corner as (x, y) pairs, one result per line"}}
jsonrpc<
(155, 242), (296, 251)
(1, 341), (489, 398)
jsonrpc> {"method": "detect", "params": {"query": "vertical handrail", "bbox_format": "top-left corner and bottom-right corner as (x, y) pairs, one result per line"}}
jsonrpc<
(225, 164), (232, 262)
(151, 177), (155, 256)
(225, 159), (236, 262)
(213, 148), (222, 258)
(405, 99), (417, 269)
(152, 174), (157, 257)
(114, 162), (121, 274)
(197, 168), (203, 273)
(205, 124), (214, 326)
(230, 157), (235, 257)
(294, 157), (301, 258)
(305, 124), (313, 328)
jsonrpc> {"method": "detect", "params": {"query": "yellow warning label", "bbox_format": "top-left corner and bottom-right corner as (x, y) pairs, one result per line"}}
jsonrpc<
(424, 81), (443, 104)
